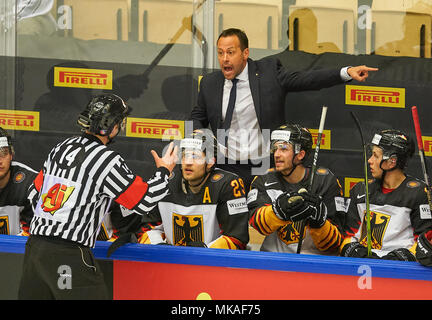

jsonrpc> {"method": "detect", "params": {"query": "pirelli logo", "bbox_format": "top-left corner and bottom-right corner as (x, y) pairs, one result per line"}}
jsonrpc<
(344, 177), (364, 197)
(0, 110), (39, 131)
(54, 67), (112, 90)
(345, 85), (405, 108)
(309, 129), (331, 150)
(423, 136), (432, 157)
(126, 118), (184, 140)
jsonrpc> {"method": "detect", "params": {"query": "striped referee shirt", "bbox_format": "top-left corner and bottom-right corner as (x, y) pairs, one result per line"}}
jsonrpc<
(28, 133), (170, 247)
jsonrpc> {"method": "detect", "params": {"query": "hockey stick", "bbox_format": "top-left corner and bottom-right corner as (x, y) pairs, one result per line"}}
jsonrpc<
(350, 111), (372, 257)
(411, 106), (432, 211)
(296, 106), (328, 254)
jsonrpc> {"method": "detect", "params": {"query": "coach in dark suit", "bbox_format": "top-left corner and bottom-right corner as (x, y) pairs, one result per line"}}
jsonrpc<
(191, 28), (377, 190)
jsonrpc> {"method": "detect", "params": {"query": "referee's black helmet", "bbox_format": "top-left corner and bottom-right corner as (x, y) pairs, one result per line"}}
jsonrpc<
(77, 94), (131, 136)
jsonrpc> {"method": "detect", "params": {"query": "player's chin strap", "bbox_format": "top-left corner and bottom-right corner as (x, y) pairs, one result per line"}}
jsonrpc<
(280, 156), (302, 178)
(378, 157), (398, 186)
(280, 164), (297, 178)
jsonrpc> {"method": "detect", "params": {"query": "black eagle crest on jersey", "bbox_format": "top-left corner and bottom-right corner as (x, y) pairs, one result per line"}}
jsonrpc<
(0, 217), (9, 235)
(359, 210), (390, 250)
(173, 214), (204, 246)
(277, 221), (304, 245)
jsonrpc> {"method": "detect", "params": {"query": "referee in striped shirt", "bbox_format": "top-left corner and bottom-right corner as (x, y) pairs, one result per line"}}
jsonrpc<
(18, 94), (178, 300)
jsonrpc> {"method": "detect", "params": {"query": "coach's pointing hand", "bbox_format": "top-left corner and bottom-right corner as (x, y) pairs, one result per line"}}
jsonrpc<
(151, 142), (178, 173)
(347, 65), (378, 82)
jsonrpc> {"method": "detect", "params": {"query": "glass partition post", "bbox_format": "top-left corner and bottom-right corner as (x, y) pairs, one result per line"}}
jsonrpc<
(192, 0), (215, 74)
(0, 0), (16, 112)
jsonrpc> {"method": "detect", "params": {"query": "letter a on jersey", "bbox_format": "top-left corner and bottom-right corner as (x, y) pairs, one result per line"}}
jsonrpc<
(41, 183), (75, 215)
(202, 187), (211, 203)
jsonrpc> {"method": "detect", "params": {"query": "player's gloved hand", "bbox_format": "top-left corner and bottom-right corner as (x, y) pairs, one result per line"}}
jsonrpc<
(340, 241), (379, 259)
(416, 230), (432, 266)
(272, 191), (309, 222)
(381, 248), (416, 261)
(302, 192), (327, 228)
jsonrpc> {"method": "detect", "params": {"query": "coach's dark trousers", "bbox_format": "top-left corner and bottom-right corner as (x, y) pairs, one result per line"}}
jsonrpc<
(18, 235), (109, 300)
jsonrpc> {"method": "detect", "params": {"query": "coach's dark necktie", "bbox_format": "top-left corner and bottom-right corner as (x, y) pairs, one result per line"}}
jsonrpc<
(222, 78), (239, 131)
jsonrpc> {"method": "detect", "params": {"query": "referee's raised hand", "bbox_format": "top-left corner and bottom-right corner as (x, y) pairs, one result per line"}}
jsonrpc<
(151, 142), (178, 173)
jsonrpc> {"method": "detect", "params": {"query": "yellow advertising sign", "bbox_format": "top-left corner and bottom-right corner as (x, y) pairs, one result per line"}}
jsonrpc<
(54, 67), (112, 90)
(309, 129), (331, 150)
(344, 177), (364, 197)
(423, 136), (432, 157)
(345, 85), (405, 108)
(126, 118), (184, 140)
(0, 109), (39, 131)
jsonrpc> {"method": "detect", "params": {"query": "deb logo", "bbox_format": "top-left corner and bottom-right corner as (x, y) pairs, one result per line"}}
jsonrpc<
(345, 85), (405, 108)
(423, 136), (432, 157)
(54, 67), (112, 90)
(41, 183), (75, 215)
(309, 129), (331, 150)
(126, 118), (184, 140)
(344, 177), (364, 197)
(0, 109), (39, 131)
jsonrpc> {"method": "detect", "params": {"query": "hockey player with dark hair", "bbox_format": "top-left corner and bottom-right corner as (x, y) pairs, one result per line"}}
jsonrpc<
(247, 124), (345, 254)
(0, 127), (37, 236)
(340, 129), (432, 265)
(18, 93), (178, 299)
(137, 129), (250, 249)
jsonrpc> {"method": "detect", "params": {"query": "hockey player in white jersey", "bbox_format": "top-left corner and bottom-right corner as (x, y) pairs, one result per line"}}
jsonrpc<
(138, 129), (250, 249)
(247, 124), (345, 254)
(340, 129), (432, 264)
(0, 127), (37, 236)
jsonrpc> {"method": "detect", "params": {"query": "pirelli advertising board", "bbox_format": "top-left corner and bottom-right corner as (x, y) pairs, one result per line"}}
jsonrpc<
(309, 129), (331, 150)
(345, 85), (405, 108)
(344, 177), (364, 197)
(126, 118), (185, 140)
(54, 67), (113, 90)
(0, 110), (39, 132)
(423, 136), (432, 157)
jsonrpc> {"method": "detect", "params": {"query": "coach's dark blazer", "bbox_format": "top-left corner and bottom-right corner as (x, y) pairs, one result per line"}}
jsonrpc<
(191, 57), (344, 135)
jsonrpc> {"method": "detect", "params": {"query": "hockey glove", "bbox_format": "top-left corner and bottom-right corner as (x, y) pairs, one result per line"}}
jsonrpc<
(186, 241), (208, 247)
(340, 241), (379, 259)
(382, 248), (416, 262)
(272, 191), (309, 222)
(302, 192), (327, 228)
(416, 230), (432, 267)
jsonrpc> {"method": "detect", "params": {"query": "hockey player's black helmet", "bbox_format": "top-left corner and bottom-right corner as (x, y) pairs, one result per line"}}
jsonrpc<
(77, 94), (131, 136)
(370, 129), (415, 169)
(270, 124), (313, 157)
(180, 129), (220, 162)
(0, 127), (13, 155)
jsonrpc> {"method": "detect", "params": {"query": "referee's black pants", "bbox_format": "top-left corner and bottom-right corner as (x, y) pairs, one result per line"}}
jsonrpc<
(18, 235), (109, 300)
